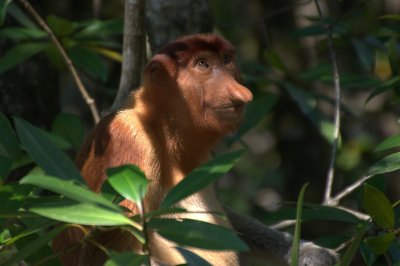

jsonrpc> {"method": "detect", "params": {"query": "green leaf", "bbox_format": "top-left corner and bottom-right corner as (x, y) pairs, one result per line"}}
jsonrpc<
(228, 94), (277, 145)
(263, 51), (287, 72)
(0, 0), (11, 25)
(4, 220), (57, 245)
(0, 113), (22, 159)
(367, 76), (400, 102)
(0, 27), (47, 41)
(290, 183), (308, 266)
(368, 152), (400, 176)
(14, 117), (83, 182)
(351, 39), (374, 71)
(176, 247), (212, 266)
(28, 199), (135, 226)
(74, 19), (123, 39)
(380, 15), (400, 20)
(300, 63), (332, 81)
(375, 135), (400, 152)
(365, 232), (396, 255)
(107, 165), (148, 212)
(20, 174), (119, 211)
(148, 218), (248, 251)
(3, 224), (67, 266)
(46, 15), (75, 37)
(339, 223), (368, 266)
(7, 3), (37, 29)
(51, 113), (84, 151)
(105, 253), (149, 266)
(68, 46), (108, 82)
(160, 150), (243, 209)
(0, 42), (48, 75)
(283, 82), (338, 144)
(363, 184), (394, 229)
(0, 154), (12, 180)
(267, 204), (360, 224)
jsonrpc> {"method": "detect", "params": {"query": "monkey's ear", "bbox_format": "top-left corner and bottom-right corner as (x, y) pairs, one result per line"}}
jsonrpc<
(143, 54), (177, 85)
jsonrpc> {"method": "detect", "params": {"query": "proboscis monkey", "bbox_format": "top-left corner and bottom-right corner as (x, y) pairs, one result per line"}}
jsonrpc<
(53, 34), (338, 265)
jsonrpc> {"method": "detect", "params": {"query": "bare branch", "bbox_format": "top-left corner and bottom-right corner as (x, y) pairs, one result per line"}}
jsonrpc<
(313, 0), (342, 205)
(18, 0), (100, 124)
(333, 206), (370, 221)
(331, 175), (373, 204)
(111, 0), (146, 111)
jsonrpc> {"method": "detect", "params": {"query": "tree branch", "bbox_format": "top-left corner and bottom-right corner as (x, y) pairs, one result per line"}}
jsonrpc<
(111, 0), (145, 111)
(18, 0), (100, 124)
(313, 0), (342, 205)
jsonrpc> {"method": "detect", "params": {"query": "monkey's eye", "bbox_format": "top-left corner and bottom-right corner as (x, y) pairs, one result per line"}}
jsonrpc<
(196, 59), (210, 69)
(223, 55), (232, 65)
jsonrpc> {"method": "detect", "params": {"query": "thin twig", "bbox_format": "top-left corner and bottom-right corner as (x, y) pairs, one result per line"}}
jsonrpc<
(313, 0), (342, 205)
(18, 0), (100, 124)
(331, 175), (373, 204)
(270, 219), (296, 230)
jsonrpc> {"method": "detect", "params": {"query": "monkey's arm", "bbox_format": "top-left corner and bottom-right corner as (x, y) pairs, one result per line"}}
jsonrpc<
(223, 207), (338, 266)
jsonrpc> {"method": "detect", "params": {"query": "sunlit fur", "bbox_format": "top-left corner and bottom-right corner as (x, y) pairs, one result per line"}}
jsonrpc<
(52, 34), (252, 266)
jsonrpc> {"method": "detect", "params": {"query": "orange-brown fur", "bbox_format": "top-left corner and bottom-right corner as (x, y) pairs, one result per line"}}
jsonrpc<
(53, 34), (252, 265)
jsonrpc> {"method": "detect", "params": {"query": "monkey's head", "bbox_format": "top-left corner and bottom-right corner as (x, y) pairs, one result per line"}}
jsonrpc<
(143, 34), (253, 135)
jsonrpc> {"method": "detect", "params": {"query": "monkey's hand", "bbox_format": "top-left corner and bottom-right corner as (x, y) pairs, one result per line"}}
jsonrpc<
(223, 207), (339, 266)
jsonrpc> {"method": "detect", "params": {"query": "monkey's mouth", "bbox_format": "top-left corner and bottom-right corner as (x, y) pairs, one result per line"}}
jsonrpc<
(212, 102), (246, 122)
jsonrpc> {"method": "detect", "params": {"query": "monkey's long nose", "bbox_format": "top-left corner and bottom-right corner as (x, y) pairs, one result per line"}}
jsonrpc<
(229, 80), (253, 104)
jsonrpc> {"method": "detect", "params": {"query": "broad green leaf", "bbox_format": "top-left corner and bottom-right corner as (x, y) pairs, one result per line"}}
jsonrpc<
(107, 165), (148, 212)
(375, 135), (400, 152)
(42, 130), (72, 150)
(0, 42), (48, 75)
(0, 113), (22, 159)
(160, 150), (243, 208)
(20, 174), (119, 211)
(14, 117), (83, 182)
(228, 94), (277, 145)
(365, 232), (396, 255)
(267, 204), (360, 224)
(0, 0), (11, 25)
(368, 152), (400, 176)
(363, 184), (394, 229)
(28, 199), (135, 226)
(51, 113), (84, 150)
(68, 46), (108, 82)
(176, 247), (212, 266)
(46, 15), (75, 37)
(0, 27), (47, 41)
(291, 183), (308, 266)
(74, 19), (123, 39)
(0, 154), (12, 180)
(105, 253), (149, 266)
(3, 224), (67, 266)
(148, 218), (248, 251)
(339, 223), (368, 266)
